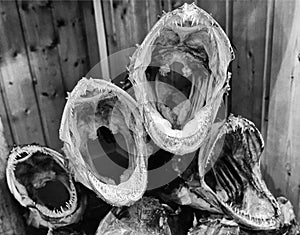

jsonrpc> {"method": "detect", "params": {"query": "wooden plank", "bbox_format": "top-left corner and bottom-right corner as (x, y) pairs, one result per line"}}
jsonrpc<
(146, 0), (162, 30)
(225, 0), (233, 116)
(80, 0), (100, 68)
(101, 0), (155, 81)
(160, 0), (172, 12)
(0, 117), (26, 235)
(0, 0), (45, 145)
(0, 85), (14, 147)
(131, 0), (152, 44)
(17, 0), (66, 150)
(196, 0), (227, 30)
(230, 0), (268, 130)
(263, 0), (300, 220)
(102, 0), (152, 54)
(101, 0), (117, 55)
(225, 0), (233, 40)
(260, 0), (274, 139)
(93, 0), (110, 79)
(52, 0), (89, 91)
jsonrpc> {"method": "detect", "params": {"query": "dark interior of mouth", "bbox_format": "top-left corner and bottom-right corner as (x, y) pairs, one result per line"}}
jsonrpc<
(75, 94), (140, 185)
(146, 148), (198, 197)
(97, 127), (129, 167)
(144, 27), (213, 130)
(36, 180), (69, 209)
(14, 152), (72, 210)
(203, 131), (276, 219)
(96, 125), (176, 174)
(147, 148), (174, 170)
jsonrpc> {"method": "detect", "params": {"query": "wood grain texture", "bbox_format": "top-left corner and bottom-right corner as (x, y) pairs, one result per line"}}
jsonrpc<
(260, 0), (274, 139)
(146, 0), (161, 30)
(102, 0), (168, 54)
(0, 117), (26, 235)
(263, 0), (300, 221)
(101, 0), (117, 55)
(101, 0), (155, 80)
(93, 0), (111, 80)
(102, 0), (142, 54)
(196, 0), (226, 30)
(17, 0), (66, 150)
(52, 0), (89, 91)
(160, 0), (172, 12)
(0, 0), (45, 145)
(0, 85), (14, 147)
(231, 0), (268, 130)
(80, 0), (100, 68)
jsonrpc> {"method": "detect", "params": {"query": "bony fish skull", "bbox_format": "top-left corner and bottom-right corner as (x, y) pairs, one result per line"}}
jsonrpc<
(6, 145), (86, 232)
(159, 115), (289, 231)
(59, 77), (148, 207)
(128, 3), (234, 155)
(197, 115), (282, 230)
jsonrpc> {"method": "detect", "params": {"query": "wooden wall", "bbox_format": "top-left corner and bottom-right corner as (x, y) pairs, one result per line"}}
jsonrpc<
(0, 0), (99, 151)
(0, 0), (300, 223)
(0, 117), (25, 235)
(262, 0), (300, 221)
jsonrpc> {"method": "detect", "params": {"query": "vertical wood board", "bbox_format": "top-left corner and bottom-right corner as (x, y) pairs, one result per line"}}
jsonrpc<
(231, 0), (268, 130)
(52, 0), (89, 91)
(0, 0), (45, 145)
(0, 85), (13, 147)
(0, 117), (26, 235)
(264, 0), (300, 220)
(80, 0), (100, 68)
(231, 0), (267, 128)
(17, 0), (66, 150)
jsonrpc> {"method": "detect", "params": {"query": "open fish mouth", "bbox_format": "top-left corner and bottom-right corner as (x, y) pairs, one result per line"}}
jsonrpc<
(128, 3), (234, 155)
(157, 116), (282, 231)
(6, 145), (86, 229)
(196, 115), (281, 230)
(59, 77), (148, 207)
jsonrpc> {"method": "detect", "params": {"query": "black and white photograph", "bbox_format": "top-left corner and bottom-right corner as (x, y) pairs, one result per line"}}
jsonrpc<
(0, 0), (299, 234)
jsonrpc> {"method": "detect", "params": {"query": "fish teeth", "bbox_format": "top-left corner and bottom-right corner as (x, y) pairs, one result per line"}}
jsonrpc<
(228, 204), (277, 228)
(192, 17), (196, 26)
(159, 217), (164, 227)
